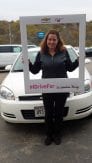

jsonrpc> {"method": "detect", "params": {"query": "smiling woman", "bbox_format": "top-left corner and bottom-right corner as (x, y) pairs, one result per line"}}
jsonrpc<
(28, 29), (79, 145)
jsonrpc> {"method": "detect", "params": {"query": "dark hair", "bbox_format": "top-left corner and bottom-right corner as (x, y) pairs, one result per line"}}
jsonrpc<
(40, 29), (65, 54)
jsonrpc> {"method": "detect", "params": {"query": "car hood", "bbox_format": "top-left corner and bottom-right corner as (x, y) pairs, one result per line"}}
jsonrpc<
(1, 68), (90, 98)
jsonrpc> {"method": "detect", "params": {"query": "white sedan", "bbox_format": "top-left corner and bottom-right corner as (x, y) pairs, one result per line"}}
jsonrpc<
(0, 44), (37, 69)
(0, 46), (92, 123)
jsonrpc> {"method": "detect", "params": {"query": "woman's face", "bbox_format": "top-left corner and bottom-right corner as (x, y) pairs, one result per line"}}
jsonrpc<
(47, 34), (58, 50)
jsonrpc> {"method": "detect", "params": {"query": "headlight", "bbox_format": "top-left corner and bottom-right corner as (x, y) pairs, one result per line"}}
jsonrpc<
(74, 79), (91, 96)
(0, 86), (15, 100)
(84, 79), (92, 92)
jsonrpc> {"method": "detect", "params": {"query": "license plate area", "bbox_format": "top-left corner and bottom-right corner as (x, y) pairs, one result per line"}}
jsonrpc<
(34, 106), (45, 117)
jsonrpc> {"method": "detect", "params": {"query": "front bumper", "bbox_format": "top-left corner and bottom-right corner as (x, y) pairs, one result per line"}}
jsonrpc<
(1, 91), (92, 123)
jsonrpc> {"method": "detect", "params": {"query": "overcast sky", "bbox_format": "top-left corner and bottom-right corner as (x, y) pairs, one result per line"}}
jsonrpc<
(0, 0), (92, 21)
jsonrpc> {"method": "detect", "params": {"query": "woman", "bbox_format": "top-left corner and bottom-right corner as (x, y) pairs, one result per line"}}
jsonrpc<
(29, 29), (78, 145)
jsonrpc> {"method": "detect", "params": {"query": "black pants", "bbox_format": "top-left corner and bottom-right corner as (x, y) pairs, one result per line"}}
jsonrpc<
(42, 93), (68, 137)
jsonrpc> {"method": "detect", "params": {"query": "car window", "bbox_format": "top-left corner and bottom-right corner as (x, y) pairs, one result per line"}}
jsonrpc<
(13, 46), (22, 53)
(12, 50), (38, 72)
(0, 46), (22, 53)
(85, 48), (92, 57)
(67, 47), (78, 62)
(0, 46), (12, 52)
(27, 45), (37, 49)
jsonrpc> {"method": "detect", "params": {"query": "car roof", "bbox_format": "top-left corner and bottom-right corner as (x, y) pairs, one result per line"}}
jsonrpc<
(0, 44), (37, 47)
(0, 44), (22, 47)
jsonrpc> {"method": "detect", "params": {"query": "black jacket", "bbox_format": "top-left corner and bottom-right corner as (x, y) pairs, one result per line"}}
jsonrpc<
(29, 50), (79, 79)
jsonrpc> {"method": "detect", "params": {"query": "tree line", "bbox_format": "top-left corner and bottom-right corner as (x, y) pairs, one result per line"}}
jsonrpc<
(0, 20), (92, 47)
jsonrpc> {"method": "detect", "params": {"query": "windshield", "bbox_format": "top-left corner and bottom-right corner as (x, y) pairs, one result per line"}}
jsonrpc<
(12, 47), (78, 72)
(67, 47), (78, 62)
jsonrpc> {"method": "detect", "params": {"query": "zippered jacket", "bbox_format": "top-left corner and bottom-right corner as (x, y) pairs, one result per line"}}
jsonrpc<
(29, 49), (79, 79)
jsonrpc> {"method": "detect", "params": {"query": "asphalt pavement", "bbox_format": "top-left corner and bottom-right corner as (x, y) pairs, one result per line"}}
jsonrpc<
(0, 116), (92, 163)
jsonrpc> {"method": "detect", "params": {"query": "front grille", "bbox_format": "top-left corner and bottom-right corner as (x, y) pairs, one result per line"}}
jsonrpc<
(21, 107), (69, 120)
(19, 95), (42, 101)
(21, 110), (43, 119)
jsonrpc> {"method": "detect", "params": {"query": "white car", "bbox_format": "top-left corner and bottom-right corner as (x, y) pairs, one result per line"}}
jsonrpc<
(0, 46), (92, 123)
(0, 44), (22, 69)
(0, 44), (37, 69)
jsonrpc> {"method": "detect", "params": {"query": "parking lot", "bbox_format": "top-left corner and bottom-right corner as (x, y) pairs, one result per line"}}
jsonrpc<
(0, 63), (92, 163)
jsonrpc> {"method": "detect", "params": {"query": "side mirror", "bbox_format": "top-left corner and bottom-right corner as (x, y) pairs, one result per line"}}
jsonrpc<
(5, 65), (12, 71)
